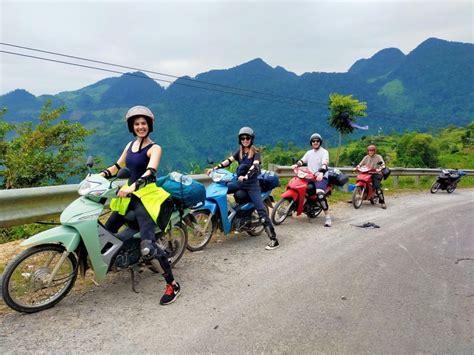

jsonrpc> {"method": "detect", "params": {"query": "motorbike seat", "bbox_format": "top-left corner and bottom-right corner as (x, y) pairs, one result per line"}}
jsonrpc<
(233, 189), (251, 204)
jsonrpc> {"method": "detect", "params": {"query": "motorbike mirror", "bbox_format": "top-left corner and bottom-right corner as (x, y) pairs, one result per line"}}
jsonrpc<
(207, 157), (214, 165)
(377, 161), (383, 165)
(86, 156), (94, 168)
(116, 168), (131, 179)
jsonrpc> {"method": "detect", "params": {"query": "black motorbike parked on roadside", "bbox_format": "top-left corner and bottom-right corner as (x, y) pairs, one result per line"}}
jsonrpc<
(430, 169), (466, 193)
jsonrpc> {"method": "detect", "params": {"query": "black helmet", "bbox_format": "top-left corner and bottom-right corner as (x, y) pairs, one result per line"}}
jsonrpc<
(125, 106), (155, 135)
(309, 133), (323, 146)
(238, 126), (255, 145)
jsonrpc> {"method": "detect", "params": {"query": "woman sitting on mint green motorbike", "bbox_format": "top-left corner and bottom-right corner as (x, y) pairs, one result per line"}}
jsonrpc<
(101, 105), (180, 305)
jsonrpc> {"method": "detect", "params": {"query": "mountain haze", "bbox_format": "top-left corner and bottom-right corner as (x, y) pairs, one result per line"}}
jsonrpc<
(1, 37), (473, 172)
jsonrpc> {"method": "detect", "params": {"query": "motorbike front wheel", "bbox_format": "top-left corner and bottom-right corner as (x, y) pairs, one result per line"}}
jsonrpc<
(1, 244), (78, 313)
(187, 211), (215, 252)
(446, 184), (456, 193)
(430, 181), (441, 194)
(352, 186), (365, 209)
(271, 198), (294, 225)
(156, 222), (188, 266)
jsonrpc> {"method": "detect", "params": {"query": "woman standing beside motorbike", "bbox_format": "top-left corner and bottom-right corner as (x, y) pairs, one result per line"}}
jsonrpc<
(207, 127), (280, 250)
(355, 144), (386, 209)
(100, 105), (181, 305)
(291, 133), (332, 227)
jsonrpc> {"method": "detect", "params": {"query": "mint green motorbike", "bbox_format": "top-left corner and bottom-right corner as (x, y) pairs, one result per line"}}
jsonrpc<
(1, 158), (189, 313)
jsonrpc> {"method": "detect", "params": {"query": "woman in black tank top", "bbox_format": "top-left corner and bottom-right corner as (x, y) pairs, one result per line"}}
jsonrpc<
(100, 106), (181, 306)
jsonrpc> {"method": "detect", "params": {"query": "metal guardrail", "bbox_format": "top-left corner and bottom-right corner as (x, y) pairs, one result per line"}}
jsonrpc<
(0, 168), (472, 228)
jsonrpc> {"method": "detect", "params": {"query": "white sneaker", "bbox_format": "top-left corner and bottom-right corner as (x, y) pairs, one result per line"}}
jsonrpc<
(324, 216), (332, 227)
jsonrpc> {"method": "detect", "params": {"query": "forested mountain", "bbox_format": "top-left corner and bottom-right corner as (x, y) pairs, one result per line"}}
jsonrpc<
(1, 37), (473, 172)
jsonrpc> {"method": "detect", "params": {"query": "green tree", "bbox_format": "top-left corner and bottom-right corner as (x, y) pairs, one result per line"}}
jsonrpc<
(396, 133), (439, 167)
(0, 101), (94, 189)
(328, 93), (367, 166)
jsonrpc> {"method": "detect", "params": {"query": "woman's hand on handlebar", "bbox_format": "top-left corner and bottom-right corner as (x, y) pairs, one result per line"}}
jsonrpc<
(117, 185), (135, 198)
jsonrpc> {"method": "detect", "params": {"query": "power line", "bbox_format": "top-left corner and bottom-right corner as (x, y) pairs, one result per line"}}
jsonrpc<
(1, 50), (318, 108)
(0, 42), (417, 121)
(0, 42), (329, 107)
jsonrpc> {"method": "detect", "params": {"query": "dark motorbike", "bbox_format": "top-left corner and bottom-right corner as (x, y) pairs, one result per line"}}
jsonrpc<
(430, 169), (466, 193)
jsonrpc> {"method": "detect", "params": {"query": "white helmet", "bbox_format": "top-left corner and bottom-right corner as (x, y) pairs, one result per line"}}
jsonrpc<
(238, 126), (255, 145)
(309, 133), (323, 145)
(125, 106), (155, 134)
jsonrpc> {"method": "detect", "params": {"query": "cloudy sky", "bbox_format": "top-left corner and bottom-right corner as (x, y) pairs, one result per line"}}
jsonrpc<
(1, 0), (472, 96)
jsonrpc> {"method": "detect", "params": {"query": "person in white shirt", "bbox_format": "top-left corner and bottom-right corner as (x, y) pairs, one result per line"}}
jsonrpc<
(291, 133), (332, 227)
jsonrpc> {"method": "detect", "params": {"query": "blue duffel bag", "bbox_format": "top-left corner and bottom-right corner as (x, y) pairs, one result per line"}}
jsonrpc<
(258, 170), (280, 192)
(156, 172), (206, 208)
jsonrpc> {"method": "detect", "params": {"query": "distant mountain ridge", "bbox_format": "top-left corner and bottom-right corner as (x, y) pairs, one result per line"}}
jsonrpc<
(1, 37), (473, 171)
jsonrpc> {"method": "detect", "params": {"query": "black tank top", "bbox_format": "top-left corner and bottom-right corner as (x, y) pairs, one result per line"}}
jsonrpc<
(125, 142), (155, 184)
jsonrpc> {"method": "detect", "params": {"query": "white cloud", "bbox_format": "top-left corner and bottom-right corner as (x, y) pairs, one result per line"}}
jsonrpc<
(1, 0), (472, 95)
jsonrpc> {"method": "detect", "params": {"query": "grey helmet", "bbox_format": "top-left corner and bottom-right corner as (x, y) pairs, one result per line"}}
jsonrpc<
(125, 105), (155, 134)
(238, 126), (255, 145)
(309, 133), (323, 145)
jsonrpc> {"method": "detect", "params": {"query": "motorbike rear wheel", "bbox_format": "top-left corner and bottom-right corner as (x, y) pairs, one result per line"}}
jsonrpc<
(430, 181), (441, 194)
(187, 210), (215, 252)
(156, 222), (187, 266)
(271, 198), (294, 225)
(352, 186), (365, 209)
(1, 244), (78, 313)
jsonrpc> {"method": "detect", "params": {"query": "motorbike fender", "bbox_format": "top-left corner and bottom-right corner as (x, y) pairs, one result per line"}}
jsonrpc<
(281, 189), (303, 215)
(21, 225), (81, 252)
(194, 200), (218, 215)
(281, 189), (298, 200)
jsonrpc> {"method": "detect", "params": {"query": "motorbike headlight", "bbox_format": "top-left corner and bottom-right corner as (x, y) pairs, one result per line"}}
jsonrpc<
(212, 172), (226, 182)
(297, 170), (308, 179)
(78, 180), (102, 196)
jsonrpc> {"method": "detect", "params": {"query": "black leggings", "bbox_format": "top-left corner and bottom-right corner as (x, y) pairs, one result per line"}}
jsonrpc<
(105, 196), (174, 283)
(372, 174), (385, 203)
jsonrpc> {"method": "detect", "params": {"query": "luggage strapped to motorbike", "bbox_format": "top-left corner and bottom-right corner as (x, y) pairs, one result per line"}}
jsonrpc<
(327, 168), (349, 187)
(156, 173), (206, 217)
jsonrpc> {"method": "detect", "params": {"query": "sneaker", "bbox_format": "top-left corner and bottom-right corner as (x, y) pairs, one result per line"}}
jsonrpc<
(265, 238), (280, 250)
(160, 282), (181, 305)
(324, 216), (332, 227)
(381, 203), (387, 209)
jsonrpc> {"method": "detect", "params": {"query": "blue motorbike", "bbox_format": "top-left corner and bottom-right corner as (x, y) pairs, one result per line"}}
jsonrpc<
(187, 168), (278, 251)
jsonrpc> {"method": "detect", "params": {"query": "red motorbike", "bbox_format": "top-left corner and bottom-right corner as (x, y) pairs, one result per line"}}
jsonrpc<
(271, 167), (332, 225)
(352, 165), (382, 209)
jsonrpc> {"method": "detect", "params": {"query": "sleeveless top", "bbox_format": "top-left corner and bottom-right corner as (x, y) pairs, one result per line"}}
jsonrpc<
(232, 149), (262, 181)
(125, 142), (155, 184)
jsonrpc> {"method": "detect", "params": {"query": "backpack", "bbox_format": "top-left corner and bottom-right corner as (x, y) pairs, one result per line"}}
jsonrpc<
(156, 172), (206, 208)
(327, 168), (349, 187)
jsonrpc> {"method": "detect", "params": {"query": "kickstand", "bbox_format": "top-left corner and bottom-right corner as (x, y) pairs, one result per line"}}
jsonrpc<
(130, 266), (142, 293)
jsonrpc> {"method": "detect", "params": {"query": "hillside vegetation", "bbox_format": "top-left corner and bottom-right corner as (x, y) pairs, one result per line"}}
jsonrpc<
(1, 38), (473, 171)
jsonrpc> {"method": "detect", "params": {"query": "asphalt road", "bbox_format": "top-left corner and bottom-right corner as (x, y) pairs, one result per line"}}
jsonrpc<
(1, 189), (473, 354)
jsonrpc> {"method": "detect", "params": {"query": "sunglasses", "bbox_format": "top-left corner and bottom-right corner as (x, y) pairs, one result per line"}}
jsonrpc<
(311, 139), (321, 143)
(240, 136), (251, 141)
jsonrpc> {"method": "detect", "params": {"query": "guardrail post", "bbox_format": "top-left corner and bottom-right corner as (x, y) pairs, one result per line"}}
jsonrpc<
(268, 164), (277, 173)
(393, 176), (399, 189)
(415, 175), (420, 187)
